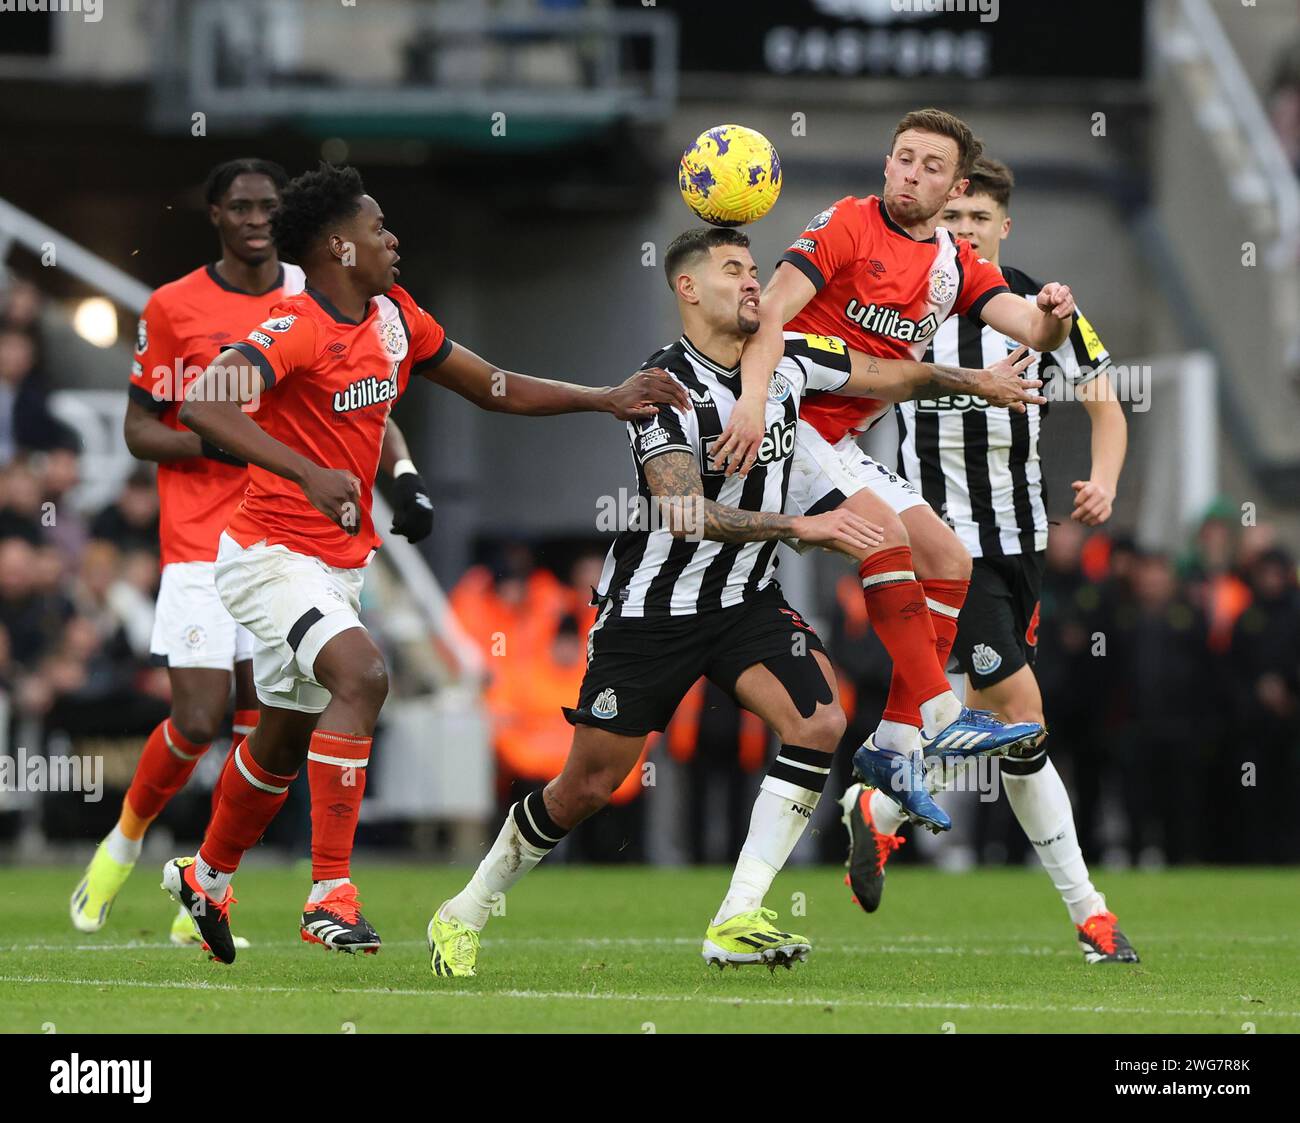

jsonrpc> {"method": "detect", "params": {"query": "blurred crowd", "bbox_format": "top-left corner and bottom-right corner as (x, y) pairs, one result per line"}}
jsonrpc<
(3, 275), (1298, 866)
(453, 513), (1300, 868)
(0, 280), (169, 769)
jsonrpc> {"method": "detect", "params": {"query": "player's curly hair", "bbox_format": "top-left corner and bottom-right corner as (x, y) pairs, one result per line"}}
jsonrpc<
(270, 163), (367, 264)
(203, 158), (289, 206)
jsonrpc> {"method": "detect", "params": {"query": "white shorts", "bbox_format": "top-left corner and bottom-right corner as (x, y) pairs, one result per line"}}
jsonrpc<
(786, 421), (927, 552)
(149, 561), (256, 670)
(213, 533), (367, 714)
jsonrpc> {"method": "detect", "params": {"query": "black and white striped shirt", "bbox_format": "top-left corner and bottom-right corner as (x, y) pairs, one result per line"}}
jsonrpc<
(895, 265), (1111, 558)
(595, 333), (851, 617)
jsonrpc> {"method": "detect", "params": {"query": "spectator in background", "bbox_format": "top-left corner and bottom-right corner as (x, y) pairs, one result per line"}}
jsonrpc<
(89, 465), (160, 555)
(0, 536), (73, 670)
(1269, 7), (1300, 175)
(1107, 551), (1212, 866)
(0, 278), (44, 334)
(35, 446), (88, 563)
(0, 461), (46, 543)
(0, 327), (79, 464)
(1226, 548), (1300, 861)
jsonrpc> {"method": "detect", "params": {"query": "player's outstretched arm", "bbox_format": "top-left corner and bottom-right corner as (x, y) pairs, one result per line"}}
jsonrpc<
(418, 342), (690, 419)
(643, 450), (880, 557)
(1072, 371), (1127, 526)
(179, 348), (361, 533)
(981, 286), (1075, 352)
(837, 344), (1046, 412)
(123, 396), (203, 462)
(380, 419), (434, 543)
(714, 263), (818, 476)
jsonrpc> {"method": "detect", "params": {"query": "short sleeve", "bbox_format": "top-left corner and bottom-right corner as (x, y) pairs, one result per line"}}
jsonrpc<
(953, 239), (1010, 319)
(781, 332), (852, 394)
(229, 310), (319, 390)
(630, 403), (693, 467)
(1050, 306), (1112, 387)
(405, 299), (452, 369)
(129, 294), (180, 414)
(778, 198), (859, 292)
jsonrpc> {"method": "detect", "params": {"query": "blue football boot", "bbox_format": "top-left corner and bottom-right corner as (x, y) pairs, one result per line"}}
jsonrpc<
(922, 707), (1043, 760)
(851, 735), (951, 833)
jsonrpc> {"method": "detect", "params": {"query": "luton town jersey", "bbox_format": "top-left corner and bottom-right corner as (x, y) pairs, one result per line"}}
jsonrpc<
(130, 263), (305, 566)
(780, 194), (1009, 444)
(226, 284), (451, 569)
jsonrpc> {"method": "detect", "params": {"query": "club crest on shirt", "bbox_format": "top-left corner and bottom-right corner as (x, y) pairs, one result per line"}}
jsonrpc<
(184, 625), (207, 651)
(377, 320), (405, 357)
(928, 265), (957, 305)
(768, 371), (792, 402)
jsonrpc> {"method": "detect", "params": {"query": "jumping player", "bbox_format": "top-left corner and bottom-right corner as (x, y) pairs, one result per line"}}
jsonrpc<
(841, 157), (1139, 964)
(426, 227), (1044, 978)
(167, 163), (692, 963)
(711, 108), (1079, 827)
(69, 158), (435, 952)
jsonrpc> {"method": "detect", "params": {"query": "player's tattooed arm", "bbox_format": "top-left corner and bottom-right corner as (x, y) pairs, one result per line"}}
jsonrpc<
(180, 349), (362, 534)
(838, 345), (1046, 412)
(418, 342), (690, 419)
(643, 451), (880, 556)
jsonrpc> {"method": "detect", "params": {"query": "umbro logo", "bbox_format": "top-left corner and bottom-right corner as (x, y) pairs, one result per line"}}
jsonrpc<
(867, 259), (886, 277)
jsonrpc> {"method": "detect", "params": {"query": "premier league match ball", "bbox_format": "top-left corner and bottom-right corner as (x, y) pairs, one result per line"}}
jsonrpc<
(679, 124), (782, 227)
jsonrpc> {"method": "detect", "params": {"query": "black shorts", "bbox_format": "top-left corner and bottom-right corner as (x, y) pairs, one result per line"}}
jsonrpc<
(952, 551), (1045, 690)
(563, 584), (828, 737)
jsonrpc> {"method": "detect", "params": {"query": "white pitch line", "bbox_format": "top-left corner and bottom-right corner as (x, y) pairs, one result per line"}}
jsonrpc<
(0, 974), (1296, 1021)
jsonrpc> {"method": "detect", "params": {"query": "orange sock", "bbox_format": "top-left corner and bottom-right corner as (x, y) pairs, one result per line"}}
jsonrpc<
(859, 548), (950, 726)
(210, 709), (260, 821)
(921, 578), (969, 666)
(121, 718), (210, 836)
(307, 730), (372, 881)
(199, 742), (297, 874)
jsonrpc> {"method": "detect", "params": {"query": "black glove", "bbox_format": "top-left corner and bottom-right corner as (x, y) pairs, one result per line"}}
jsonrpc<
(390, 470), (434, 542)
(200, 438), (247, 468)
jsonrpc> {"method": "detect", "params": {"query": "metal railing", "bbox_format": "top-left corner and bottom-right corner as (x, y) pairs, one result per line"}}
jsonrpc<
(167, 0), (677, 128)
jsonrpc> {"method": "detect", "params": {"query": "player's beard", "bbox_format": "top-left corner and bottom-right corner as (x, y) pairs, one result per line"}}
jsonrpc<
(883, 187), (938, 228)
(737, 306), (760, 335)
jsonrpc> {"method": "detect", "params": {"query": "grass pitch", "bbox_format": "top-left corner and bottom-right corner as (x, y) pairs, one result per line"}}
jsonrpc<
(1, 864), (1296, 1033)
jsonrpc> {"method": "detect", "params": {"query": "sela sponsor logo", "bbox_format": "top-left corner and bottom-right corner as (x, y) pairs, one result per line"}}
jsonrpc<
(754, 417), (797, 465)
(970, 643), (1002, 675)
(843, 299), (938, 343)
(49, 1054), (151, 1103)
(591, 688), (619, 719)
(261, 315), (297, 333)
(333, 365), (399, 413)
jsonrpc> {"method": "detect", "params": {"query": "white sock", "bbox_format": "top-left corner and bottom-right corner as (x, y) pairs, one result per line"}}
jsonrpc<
(103, 825), (142, 866)
(443, 792), (565, 930)
(874, 719), (922, 753)
(1003, 757), (1105, 926)
(194, 860), (233, 900)
(714, 746), (829, 925)
(919, 690), (962, 739)
(307, 877), (349, 904)
(866, 786), (908, 836)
